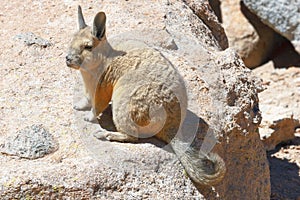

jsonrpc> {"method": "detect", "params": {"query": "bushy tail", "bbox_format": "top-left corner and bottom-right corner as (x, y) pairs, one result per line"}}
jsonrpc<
(170, 139), (226, 185)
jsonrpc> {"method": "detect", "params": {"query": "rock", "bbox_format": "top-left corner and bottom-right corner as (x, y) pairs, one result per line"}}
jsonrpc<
(262, 117), (300, 151)
(219, 0), (277, 68)
(0, 0), (271, 199)
(253, 61), (300, 151)
(15, 32), (52, 48)
(0, 124), (58, 159)
(243, 0), (300, 54)
(195, 49), (270, 199)
(183, 0), (228, 50)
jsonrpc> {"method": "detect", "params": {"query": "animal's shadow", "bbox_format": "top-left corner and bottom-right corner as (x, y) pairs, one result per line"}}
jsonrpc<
(97, 104), (209, 153)
(268, 137), (300, 200)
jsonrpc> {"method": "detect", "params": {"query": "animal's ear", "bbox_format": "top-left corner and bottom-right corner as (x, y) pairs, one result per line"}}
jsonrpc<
(78, 5), (87, 30)
(92, 12), (106, 39)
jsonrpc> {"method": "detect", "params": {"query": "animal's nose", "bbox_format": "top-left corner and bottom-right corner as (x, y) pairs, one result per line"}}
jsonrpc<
(66, 55), (72, 62)
(66, 55), (74, 67)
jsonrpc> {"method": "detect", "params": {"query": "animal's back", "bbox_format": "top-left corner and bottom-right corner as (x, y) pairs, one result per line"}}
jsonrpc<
(108, 48), (187, 141)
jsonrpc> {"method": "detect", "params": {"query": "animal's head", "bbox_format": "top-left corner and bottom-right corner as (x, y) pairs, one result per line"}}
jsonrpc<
(66, 6), (106, 70)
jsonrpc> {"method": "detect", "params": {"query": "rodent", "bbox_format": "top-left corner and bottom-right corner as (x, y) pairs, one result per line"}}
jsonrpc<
(66, 6), (226, 186)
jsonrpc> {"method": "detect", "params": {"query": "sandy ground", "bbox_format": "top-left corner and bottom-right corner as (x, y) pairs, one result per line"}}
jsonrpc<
(0, 1), (299, 199)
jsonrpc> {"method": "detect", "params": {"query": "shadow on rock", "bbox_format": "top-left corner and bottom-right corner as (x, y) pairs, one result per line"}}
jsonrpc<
(98, 105), (210, 152)
(268, 143), (300, 200)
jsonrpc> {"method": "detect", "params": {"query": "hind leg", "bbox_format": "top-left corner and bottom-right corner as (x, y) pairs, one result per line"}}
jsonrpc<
(93, 130), (138, 142)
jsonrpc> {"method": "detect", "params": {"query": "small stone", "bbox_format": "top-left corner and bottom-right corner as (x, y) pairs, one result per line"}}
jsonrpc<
(14, 32), (52, 48)
(0, 124), (58, 159)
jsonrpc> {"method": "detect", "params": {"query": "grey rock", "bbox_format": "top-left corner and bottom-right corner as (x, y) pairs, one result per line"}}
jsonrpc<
(15, 32), (52, 48)
(184, 0), (228, 50)
(243, 0), (300, 53)
(0, 124), (58, 159)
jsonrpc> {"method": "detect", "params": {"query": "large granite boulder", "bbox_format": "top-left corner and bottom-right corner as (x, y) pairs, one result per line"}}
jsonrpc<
(0, 0), (270, 199)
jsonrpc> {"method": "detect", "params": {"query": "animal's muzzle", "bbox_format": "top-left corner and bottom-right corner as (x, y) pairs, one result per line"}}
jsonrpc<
(65, 54), (81, 69)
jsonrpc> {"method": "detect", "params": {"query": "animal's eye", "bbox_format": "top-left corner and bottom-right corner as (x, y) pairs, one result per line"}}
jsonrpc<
(84, 45), (93, 51)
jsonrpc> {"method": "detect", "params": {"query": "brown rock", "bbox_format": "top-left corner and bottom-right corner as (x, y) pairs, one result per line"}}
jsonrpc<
(262, 117), (300, 151)
(219, 0), (276, 68)
(0, 0), (270, 199)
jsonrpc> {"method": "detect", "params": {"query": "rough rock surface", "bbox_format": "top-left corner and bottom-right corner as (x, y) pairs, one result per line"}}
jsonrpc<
(262, 118), (299, 151)
(183, 0), (228, 50)
(243, 0), (300, 54)
(0, 0), (270, 199)
(0, 124), (58, 159)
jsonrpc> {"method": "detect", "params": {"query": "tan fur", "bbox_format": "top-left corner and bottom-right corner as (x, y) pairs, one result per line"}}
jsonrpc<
(66, 6), (226, 186)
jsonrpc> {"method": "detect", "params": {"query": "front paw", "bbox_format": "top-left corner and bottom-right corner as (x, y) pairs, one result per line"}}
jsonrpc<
(73, 97), (91, 111)
(83, 110), (97, 123)
(83, 108), (98, 123)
